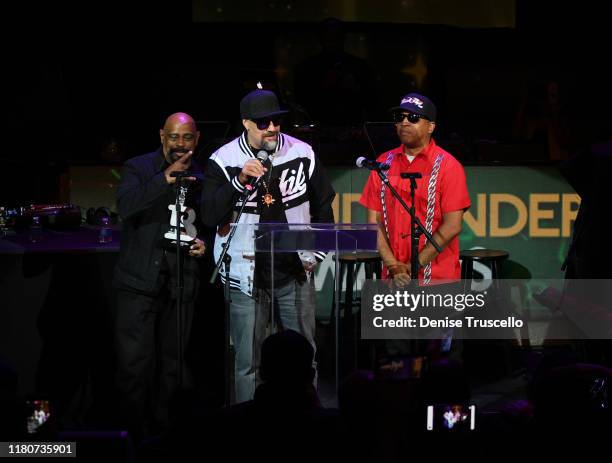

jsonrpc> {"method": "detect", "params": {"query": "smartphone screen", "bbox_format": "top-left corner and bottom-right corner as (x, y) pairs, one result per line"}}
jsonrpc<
(25, 399), (51, 434)
(426, 404), (476, 431)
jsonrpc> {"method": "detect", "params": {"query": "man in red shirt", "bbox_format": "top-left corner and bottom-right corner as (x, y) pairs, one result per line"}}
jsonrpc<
(360, 93), (470, 285)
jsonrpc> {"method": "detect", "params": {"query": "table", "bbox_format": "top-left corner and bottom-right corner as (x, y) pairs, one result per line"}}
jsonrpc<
(0, 226), (120, 423)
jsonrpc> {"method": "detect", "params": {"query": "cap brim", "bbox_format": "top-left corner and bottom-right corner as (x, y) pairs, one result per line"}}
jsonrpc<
(388, 105), (433, 120)
(245, 109), (290, 120)
(388, 105), (426, 115)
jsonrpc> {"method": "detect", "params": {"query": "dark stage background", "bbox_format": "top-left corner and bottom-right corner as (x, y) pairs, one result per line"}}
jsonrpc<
(3, 0), (612, 204)
(1, 1), (612, 454)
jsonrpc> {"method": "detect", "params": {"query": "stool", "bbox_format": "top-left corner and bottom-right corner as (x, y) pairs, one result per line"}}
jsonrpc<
(332, 251), (382, 314)
(460, 249), (525, 376)
(460, 249), (509, 292)
(331, 251), (382, 372)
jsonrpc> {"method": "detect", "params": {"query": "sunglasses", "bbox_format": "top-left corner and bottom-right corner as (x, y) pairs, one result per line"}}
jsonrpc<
(252, 117), (283, 130)
(392, 112), (428, 124)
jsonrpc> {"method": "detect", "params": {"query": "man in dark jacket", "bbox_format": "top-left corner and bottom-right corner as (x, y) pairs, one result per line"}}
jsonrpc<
(112, 112), (206, 440)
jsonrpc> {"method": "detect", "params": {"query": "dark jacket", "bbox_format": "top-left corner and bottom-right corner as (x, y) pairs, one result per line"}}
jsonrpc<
(113, 148), (204, 294)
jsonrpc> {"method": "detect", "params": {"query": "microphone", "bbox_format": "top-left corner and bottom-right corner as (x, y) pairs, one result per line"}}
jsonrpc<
(169, 171), (195, 178)
(244, 150), (270, 191)
(356, 156), (391, 171)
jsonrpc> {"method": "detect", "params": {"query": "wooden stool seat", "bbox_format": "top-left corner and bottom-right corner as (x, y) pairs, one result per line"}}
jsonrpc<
(460, 249), (509, 261)
(460, 249), (509, 281)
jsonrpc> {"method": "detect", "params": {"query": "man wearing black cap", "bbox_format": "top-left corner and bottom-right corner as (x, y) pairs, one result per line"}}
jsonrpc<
(203, 89), (335, 402)
(360, 93), (470, 285)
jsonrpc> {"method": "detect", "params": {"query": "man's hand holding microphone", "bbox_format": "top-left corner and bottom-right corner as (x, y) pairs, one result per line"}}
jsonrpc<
(164, 150), (196, 184)
(239, 151), (270, 189)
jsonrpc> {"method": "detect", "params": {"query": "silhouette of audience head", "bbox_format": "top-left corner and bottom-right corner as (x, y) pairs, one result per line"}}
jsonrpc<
(421, 358), (471, 404)
(259, 329), (315, 386)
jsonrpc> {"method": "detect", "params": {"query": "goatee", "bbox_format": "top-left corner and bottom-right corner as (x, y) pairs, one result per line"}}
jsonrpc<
(262, 139), (278, 151)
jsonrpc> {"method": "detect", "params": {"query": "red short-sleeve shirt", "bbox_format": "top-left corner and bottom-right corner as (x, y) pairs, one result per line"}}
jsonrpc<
(359, 139), (470, 280)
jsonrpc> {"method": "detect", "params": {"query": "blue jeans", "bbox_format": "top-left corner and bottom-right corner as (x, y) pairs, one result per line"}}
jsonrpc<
(230, 278), (315, 403)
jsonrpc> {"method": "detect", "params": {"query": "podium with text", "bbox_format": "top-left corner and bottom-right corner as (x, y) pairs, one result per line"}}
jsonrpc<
(229, 223), (378, 396)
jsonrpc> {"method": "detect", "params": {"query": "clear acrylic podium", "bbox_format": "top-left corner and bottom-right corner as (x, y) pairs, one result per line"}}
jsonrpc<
(228, 222), (379, 398)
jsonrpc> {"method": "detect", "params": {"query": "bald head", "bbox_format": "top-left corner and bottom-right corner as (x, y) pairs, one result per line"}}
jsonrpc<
(163, 112), (196, 131)
(160, 112), (200, 163)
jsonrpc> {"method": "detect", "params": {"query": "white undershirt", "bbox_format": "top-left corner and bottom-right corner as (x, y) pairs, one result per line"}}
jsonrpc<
(406, 154), (416, 162)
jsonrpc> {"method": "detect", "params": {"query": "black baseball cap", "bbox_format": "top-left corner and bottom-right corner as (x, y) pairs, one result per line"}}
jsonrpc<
(389, 93), (437, 121)
(240, 89), (289, 120)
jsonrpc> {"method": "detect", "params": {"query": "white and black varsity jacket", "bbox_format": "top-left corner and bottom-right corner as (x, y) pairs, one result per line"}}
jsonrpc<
(202, 132), (335, 296)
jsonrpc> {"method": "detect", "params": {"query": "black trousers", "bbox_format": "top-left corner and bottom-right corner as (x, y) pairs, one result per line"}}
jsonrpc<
(113, 272), (197, 438)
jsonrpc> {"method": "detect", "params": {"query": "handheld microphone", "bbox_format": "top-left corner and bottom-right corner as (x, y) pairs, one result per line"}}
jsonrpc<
(244, 150), (270, 191)
(169, 171), (195, 178)
(356, 156), (391, 171)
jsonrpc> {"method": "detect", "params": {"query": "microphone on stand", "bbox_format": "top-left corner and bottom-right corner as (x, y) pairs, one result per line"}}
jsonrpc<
(169, 171), (198, 185)
(169, 171), (196, 178)
(355, 156), (391, 171)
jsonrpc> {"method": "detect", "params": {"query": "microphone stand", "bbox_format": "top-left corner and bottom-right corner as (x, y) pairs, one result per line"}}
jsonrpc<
(168, 172), (193, 393)
(405, 172), (461, 356)
(211, 178), (262, 407)
(376, 168), (443, 356)
(374, 168), (442, 284)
